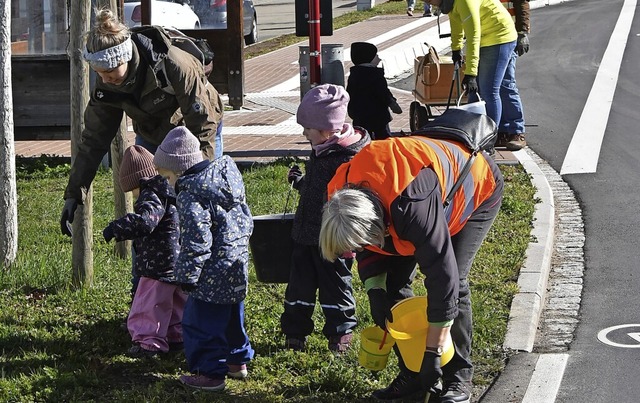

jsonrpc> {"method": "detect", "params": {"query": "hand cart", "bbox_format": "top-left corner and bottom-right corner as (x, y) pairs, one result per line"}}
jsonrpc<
(409, 48), (467, 131)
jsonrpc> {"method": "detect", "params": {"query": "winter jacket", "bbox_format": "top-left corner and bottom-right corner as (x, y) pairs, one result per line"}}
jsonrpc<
(449, 0), (518, 76)
(64, 25), (224, 203)
(291, 129), (371, 245)
(104, 175), (180, 283)
(346, 64), (395, 133)
(173, 157), (253, 304)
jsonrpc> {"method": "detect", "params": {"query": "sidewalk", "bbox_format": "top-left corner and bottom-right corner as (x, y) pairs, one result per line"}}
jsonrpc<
(14, 14), (517, 165)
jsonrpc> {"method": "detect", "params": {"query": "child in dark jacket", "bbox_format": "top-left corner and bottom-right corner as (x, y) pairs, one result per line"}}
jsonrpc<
(103, 145), (185, 358)
(153, 127), (254, 392)
(281, 84), (371, 353)
(346, 41), (403, 140)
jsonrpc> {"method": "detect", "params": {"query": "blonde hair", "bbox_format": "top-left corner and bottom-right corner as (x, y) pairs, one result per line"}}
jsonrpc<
(86, 8), (130, 53)
(319, 187), (386, 261)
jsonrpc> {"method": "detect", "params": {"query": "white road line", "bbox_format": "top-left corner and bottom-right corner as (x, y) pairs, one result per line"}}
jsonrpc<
(560, 0), (637, 175)
(522, 354), (569, 403)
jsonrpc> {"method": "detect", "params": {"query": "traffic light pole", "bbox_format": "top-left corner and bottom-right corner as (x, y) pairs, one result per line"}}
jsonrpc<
(308, 0), (321, 87)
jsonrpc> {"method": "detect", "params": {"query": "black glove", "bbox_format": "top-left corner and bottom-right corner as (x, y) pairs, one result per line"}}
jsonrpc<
(516, 33), (530, 56)
(452, 49), (462, 66)
(287, 165), (303, 186)
(60, 198), (79, 236)
(367, 288), (393, 330)
(103, 226), (115, 243)
(462, 75), (478, 94)
(389, 99), (403, 114)
(419, 351), (443, 390)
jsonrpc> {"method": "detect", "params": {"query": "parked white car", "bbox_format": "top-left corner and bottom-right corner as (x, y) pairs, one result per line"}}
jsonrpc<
(123, 0), (201, 29)
(192, 0), (258, 45)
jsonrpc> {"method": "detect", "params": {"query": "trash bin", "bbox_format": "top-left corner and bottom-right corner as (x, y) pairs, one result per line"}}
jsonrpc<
(357, 0), (376, 11)
(321, 44), (345, 87)
(299, 45), (311, 100)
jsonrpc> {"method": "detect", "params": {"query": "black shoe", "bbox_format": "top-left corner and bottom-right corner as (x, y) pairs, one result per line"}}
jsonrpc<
(126, 344), (161, 359)
(168, 341), (184, 352)
(440, 381), (470, 403)
(285, 337), (306, 352)
(371, 371), (425, 401)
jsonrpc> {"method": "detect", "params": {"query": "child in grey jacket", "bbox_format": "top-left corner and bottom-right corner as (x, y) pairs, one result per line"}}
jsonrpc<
(154, 127), (254, 392)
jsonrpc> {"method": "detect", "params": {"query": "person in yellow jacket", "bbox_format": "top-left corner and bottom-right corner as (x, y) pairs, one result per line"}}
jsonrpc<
(319, 135), (503, 402)
(428, 0), (517, 133)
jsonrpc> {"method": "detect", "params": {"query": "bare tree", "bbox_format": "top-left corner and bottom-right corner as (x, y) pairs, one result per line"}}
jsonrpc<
(70, 0), (93, 287)
(0, 0), (19, 268)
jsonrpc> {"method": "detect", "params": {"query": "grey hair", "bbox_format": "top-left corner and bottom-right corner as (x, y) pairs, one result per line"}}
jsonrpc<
(86, 8), (130, 53)
(319, 187), (386, 262)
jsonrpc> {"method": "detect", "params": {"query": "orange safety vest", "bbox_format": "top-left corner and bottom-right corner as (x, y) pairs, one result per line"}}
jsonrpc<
(327, 137), (497, 256)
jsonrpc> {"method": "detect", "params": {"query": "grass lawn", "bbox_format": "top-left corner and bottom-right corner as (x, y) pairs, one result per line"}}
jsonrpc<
(0, 155), (536, 402)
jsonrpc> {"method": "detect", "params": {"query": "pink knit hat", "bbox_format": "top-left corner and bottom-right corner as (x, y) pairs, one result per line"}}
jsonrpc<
(153, 126), (204, 174)
(296, 84), (349, 131)
(119, 145), (158, 192)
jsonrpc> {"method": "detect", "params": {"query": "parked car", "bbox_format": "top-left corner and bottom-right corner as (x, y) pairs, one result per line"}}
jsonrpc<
(123, 0), (201, 29)
(192, 0), (258, 45)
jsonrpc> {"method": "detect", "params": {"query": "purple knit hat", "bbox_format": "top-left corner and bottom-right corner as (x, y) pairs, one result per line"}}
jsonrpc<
(296, 84), (349, 131)
(153, 126), (204, 174)
(119, 145), (157, 192)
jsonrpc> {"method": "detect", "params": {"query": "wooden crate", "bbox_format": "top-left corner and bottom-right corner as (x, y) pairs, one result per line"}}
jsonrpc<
(413, 56), (465, 105)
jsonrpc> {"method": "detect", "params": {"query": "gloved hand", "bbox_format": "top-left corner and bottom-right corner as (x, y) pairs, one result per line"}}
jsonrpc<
(389, 99), (403, 114)
(60, 198), (79, 236)
(287, 165), (303, 186)
(367, 288), (393, 330)
(452, 49), (462, 66)
(462, 75), (478, 94)
(419, 351), (443, 390)
(516, 33), (530, 56)
(103, 226), (115, 243)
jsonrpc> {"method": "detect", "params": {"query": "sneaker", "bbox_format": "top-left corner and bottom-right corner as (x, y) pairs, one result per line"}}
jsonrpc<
(328, 333), (353, 354)
(494, 132), (509, 148)
(407, 8), (414, 16)
(506, 133), (527, 151)
(179, 374), (225, 391)
(371, 371), (425, 401)
(126, 344), (160, 359)
(285, 337), (306, 351)
(440, 381), (470, 403)
(423, 11), (432, 17)
(227, 363), (248, 380)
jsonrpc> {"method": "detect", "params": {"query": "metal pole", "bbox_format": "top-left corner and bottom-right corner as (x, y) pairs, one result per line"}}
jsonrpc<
(308, 0), (321, 87)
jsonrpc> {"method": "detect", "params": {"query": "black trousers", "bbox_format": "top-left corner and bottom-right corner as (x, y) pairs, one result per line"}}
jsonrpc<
(280, 242), (357, 339)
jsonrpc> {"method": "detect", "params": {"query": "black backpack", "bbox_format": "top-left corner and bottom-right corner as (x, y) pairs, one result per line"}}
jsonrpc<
(163, 27), (214, 77)
(410, 108), (498, 206)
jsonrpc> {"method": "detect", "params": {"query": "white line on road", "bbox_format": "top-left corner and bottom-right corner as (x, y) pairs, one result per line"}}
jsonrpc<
(560, 0), (637, 175)
(522, 354), (569, 403)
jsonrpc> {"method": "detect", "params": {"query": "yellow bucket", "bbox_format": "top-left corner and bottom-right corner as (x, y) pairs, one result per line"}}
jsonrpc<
(386, 296), (455, 372)
(358, 326), (396, 371)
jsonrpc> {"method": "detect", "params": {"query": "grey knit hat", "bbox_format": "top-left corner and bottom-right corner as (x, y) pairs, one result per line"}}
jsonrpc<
(153, 126), (204, 174)
(297, 84), (349, 131)
(119, 145), (157, 192)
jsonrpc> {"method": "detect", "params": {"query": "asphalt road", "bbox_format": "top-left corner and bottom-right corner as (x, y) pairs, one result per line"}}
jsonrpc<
(518, 0), (640, 401)
(253, 0), (358, 42)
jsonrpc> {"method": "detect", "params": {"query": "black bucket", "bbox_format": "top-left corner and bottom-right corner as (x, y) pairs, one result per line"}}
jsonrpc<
(249, 213), (295, 283)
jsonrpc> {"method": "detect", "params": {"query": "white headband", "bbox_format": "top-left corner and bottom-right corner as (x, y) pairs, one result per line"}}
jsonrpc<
(83, 37), (133, 70)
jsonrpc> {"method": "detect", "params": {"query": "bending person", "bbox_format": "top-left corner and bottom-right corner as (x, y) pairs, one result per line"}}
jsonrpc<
(319, 136), (503, 402)
(60, 8), (224, 236)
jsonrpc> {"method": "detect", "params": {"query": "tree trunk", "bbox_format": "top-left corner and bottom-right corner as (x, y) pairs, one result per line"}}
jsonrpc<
(0, 0), (19, 268)
(70, 0), (93, 288)
(111, 118), (133, 259)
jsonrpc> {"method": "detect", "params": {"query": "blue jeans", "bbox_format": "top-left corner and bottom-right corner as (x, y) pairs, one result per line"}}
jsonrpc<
(499, 51), (526, 134)
(182, 298), (254, 379)
(468, 41), (516, 128)
(215, 120), (224, 159)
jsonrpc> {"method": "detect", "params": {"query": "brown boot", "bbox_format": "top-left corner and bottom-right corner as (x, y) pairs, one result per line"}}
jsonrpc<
(506, 133), (526, 151)
(494, 132), (509, 148)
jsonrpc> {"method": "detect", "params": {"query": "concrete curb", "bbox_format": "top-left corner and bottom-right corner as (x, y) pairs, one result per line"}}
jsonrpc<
(503, 148), (555, 352)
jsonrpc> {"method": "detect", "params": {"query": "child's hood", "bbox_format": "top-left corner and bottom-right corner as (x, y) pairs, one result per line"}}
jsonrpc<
(140, 175), (176, 202)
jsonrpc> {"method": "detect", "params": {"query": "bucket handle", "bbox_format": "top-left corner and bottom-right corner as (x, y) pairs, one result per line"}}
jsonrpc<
(282, 180), (295, 220)
(378, 329), (389, 350)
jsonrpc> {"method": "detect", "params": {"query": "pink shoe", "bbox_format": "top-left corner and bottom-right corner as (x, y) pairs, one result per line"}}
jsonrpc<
(227, 363), (248, 379)
(179, 374), (225, 391)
